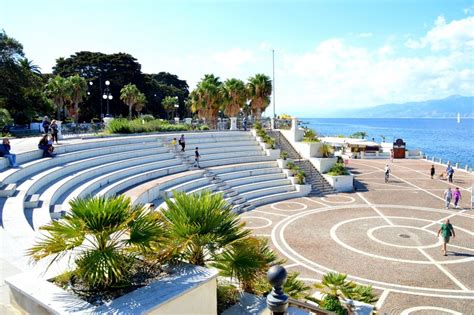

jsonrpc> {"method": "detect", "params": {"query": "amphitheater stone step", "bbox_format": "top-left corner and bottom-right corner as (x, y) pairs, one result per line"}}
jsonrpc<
(24, 194), (40, 208)
(0, 183), (16, 197)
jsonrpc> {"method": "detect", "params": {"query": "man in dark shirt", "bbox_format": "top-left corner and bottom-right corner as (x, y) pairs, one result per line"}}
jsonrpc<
(0, 138), (18, 167)
(193, 147), (201, 168)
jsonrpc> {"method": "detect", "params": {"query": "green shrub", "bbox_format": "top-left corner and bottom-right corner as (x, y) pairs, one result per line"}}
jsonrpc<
(252, 271), (310, 299)
(303, 128), (320, 142)
(321, 295), (347, 315)
(199, 124), (210, 130)
(256, 129), (266, 138)
(141, 114), (155, 122)
(286, 161), (295, 170)
(106, 118), (187, 134)
(0, 108), (13, 131)
(280, 151), (288, 160)
(254, 121), (262, 130)
(217, 281), (239, 314)
(327, 163), (349, 176)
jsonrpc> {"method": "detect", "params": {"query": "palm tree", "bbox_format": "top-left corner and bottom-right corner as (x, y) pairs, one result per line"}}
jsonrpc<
(161, 191), (250, 266)
(313, 272), (356, 300)
(247, 74), (272, 119)
(191, 74), (223, 127)
(120, 83), (142, 119)
(44, 75), (72, 119)
(135, 92), (147, 115)
(19, 58), (41, 75)
(222, 78), (247, 117)
(27, 195), (166, 290)
(212, 237), (279, 293)
(162, 96), (178, 120)
(68, 75), (87, 123)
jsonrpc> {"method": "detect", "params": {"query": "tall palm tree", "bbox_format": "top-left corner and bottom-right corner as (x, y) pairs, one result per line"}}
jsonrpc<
(222, 78), (247, 117)
(68, 75), (87, 123)
(27, 195), (166, 290)
(120, 83), (142, 119)
(247, 74), (272, 119)
(44, 75), (72, 119)
(162, 96), (178, 119)
(19, 58), (41, 75)
(212, 237), (279, 292)
(191, 74), (223, 127)
(161, 191), (250, 266)
(135, 92), (147, 115)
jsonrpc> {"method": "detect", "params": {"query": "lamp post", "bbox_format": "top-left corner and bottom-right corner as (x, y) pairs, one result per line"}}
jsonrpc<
(102, 80), (113, 117)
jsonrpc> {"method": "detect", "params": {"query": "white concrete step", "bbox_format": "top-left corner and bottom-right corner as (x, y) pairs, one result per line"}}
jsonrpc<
(163, 177), (211, 198)
(199, 156), (274, 168)
(225, 172), (286, 188)
(213, 163), (279, 179)
(232, 179), (292, 194)
(247, 191), (303, 208)
(240, 185), (296, 201)
(178, 144), (262, 157)
(24, 194), (40, 208)
(0, 183), (16, 197)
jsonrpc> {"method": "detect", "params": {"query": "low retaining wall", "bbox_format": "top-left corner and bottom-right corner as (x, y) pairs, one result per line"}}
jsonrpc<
(6, 264), (218, 315)
(323, 174), (354, 192)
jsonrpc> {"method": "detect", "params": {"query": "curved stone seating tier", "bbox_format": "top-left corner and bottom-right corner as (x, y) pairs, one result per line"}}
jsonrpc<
(246, 190), (302, 208)
(0, 141), (162, 185)
(231, 178), (292, 194)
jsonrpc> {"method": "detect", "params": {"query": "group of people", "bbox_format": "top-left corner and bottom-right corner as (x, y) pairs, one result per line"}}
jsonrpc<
(170, 135), (201, 168)
(42, 116), (60, 145)
(444, 187), (462, 209)
(430, 163), (455, 182)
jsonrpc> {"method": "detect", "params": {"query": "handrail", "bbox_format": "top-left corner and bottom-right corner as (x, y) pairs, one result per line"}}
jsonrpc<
(288, 298), (336, 315)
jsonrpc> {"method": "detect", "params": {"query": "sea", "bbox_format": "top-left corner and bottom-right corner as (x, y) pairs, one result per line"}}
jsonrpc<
(300, 118), (474, 169)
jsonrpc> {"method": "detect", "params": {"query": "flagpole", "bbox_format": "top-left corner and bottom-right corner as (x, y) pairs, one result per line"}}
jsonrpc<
(272, 49), (275, 118)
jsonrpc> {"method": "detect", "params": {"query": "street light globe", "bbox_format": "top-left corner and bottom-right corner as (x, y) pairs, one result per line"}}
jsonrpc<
(87, 91), (91, 95)
(105, 80), (110, 86)
(102, 94), (107, 99)
(108, 95), (113, 100)
(89, 81), (93, 86)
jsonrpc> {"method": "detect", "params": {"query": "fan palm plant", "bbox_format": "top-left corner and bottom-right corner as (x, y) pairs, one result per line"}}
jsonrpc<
(19, 58), (41, 75)
(135, 92), (147, 115)
(247, 74), (272, 119)
(191, 74), (223, 127)
(313, 272), (356, 300)
(68, 75), (87, 123)
(120, 83), (142, 119)
(222, 78), (247, 117)
(162, 96), (178, 119)
(212, 237), (280, 293)
(44, 75), (72, 119)
(161, 191), (250, 266)
(27, 195), (166, 290)
(320, 143), (334, 158)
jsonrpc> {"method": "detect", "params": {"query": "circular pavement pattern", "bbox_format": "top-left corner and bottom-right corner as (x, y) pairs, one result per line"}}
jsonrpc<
(243, 216), (272, 229)
(270, 201), (308, 211)
(400, 306), (462, 315)
(270, 203), (474, 297)
(321, 195), (356, 204)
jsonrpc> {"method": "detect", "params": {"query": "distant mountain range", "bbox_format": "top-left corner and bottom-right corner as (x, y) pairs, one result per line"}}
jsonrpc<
(335, 95), (474, 118)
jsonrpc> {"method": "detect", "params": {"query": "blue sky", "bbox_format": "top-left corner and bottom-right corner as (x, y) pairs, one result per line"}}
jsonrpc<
(2, 0), (473, 117)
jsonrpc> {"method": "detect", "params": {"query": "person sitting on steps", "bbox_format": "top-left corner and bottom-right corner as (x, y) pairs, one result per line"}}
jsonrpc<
(0, 138), (18, 167)
(38, 134), (55, 158)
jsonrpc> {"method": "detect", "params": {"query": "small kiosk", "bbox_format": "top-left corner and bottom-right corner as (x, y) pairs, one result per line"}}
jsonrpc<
(393, 138), (406, 159)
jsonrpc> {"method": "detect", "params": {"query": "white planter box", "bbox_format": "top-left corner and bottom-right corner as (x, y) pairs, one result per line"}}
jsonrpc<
(323, 174), (354, 192)
(6, 264), (218, 315)
(277, 159), (288, 169)
(295, 184), (312, 195)
(310, 157), (337, 173)
(265, 148), (280, 159)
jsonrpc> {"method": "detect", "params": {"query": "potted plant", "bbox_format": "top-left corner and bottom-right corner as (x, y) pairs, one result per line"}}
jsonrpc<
(295, 170), (306, 184)
(277, 151), (289, 168)
(286, 161), (296, 176)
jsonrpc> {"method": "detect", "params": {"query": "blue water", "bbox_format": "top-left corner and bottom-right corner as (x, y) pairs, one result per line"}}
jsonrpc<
(301, 118), (474, 168)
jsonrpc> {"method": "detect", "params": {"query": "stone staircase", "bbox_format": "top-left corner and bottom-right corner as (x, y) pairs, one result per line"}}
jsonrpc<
(267, 130), (336, 196)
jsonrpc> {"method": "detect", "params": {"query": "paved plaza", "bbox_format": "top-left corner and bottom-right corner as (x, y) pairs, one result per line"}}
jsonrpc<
(241, 159), (474, 314)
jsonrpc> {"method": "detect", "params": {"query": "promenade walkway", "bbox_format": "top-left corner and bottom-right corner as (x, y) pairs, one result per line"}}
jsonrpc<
(241, 158), (474, 314)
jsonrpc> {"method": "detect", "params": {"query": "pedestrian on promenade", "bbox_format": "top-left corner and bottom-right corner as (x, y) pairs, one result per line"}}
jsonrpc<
(42, 116), (50, 134)
(242, 117), (247, 131)
(437, 219), (455, 256)
(444, 187), (452, 209)
(0, 138), (18, 167)
(430, 165), (435, 179)
(193, 147), (200, 168)
(453, 187), (462, 208)
(50, 120), (59, 144)
(390, 149), (394, 163)
(384, 164), (391, 183)
(447, 166), (454, 183)
(179, 134), (185, 152)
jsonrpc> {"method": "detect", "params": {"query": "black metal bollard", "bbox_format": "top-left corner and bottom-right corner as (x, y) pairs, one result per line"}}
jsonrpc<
(266, 265), (289, 315)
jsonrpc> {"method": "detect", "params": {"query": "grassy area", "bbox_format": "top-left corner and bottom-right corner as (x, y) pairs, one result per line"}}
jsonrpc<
(106, 118), (203, 134)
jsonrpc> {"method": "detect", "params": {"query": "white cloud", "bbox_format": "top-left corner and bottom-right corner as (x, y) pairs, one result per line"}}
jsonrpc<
(463, 5), (474, 15)
(404, 15), (474, 51)
(357, 32), (373, 38)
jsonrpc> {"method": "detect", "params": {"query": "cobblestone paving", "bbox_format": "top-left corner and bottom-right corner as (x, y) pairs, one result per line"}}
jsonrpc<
(241, 159), (474, 314)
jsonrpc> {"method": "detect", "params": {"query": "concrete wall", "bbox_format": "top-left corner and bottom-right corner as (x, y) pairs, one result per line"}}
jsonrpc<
(310, 157), (337, 173)
(323, 174), (354, 192)
(280, 130), (323, 158)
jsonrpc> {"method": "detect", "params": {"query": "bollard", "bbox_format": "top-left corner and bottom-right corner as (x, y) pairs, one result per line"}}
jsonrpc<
(266, 265), (289, 315)
(456, 162), (459, 169)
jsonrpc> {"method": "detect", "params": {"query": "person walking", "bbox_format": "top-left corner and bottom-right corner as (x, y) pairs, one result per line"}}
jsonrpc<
(42, 116), (50, 134)
(390, 149), (394, 163)
(50, 120), (59, 144)
(178, 134), (185, 152)
(384, 164), (391, 183)
(444, 187), (452, 209)
(453, 187), (462, 208)
(171, 138), (178, 152)
(0, 138), (18, 167)
(193, 147), (201, 168)
(437, 219), (455, 256)
(242, 117), (247, 131)
(447, 166), (454, 183)
(430, 165), (435, 179)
